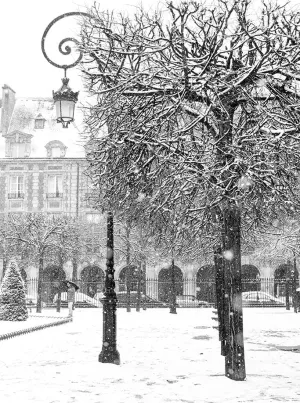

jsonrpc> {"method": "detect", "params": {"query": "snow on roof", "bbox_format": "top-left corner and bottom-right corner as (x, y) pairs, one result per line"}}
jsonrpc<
(0, 97), (86, 158)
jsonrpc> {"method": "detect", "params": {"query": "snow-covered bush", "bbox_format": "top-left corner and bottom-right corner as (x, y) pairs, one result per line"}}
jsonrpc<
(0, 259), (28, 321)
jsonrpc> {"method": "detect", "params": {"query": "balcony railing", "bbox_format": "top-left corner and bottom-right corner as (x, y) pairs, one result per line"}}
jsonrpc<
(8, 192), (24, 199)
(46, 193), (63, 198)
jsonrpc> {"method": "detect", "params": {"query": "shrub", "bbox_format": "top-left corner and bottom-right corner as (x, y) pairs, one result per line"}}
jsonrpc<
(0, 259), (28, 321)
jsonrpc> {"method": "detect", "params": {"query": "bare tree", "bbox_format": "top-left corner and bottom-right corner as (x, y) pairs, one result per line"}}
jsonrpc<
(80, 0), (300, 379)
(3, 214), (69, 313)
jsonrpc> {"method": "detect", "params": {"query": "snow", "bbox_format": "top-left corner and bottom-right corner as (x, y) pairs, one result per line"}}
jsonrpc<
(0, 309), (70, 336)
(1, 307), (300, 402)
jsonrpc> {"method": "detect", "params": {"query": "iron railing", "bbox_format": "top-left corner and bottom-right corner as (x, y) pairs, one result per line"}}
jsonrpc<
(46, 193), (63, 198)
(8, 192), (24, 199)
(22, 277), (300, 309)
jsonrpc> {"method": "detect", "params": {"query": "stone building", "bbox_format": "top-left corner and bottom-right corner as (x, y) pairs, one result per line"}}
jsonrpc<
(0, 84), (105, 287)
(0, 84), (296, 303)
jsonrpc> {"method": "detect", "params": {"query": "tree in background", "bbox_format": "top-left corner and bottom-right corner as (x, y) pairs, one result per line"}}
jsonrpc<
(0, 259), (28, 321)
(2, 214), (68, 313)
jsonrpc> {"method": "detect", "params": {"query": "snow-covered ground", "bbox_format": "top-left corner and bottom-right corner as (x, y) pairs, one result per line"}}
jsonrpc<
(0, 307), (300, 402)
(0, 309), (70, 337)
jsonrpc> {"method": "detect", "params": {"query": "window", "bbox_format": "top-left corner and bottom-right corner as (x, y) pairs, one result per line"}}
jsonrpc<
(51, 147), (61, 158)
(9, 176), (24, 198)
(47, 175), (62, 197)
(45, 140), (67, 158)
(34, 114), (45, 129)
(11, 142), (26, 158)
(86, 214), (101, 224)
(4, 131), (32, 158)
(9, 200), (23, 210)
(35, 119), (45, 129)
(48, 200), (61, 209)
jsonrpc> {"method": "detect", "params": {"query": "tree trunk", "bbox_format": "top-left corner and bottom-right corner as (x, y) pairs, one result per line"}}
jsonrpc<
(56, 252), (63, 313)
(222, 205), (246, 381)
(292, 255), (297, 313)
(169, 258), (177, 314)
(72, 255), (78, 281)
(214, 244), (229, 356)
(136, 261), (141, 312)
(126, 226), (131, 313)
(36, 254), (44, 313)
(286, 262), (290, 310)
(142, 260), (147, 311)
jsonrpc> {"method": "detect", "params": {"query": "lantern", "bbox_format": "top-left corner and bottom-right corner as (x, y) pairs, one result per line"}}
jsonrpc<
(53, 77), (78, 128)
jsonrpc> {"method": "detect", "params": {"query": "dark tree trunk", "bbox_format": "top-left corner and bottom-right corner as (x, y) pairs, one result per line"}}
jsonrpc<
(292, 256), (297, 313)
(169, 258), (177, 314)
(126, 226), (131, 312)
(214, 244), (229, 356)
(142, 260), (147, 311)
(136, 261), (142, 312)
(72, 255), (78, 281)
(36, 254), (44, 313)
(222, 205), (246, 381)
(286, 261), (291, 310)
(56, 252), (63, 313)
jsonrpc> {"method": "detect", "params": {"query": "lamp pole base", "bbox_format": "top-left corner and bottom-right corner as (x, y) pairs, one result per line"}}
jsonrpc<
(99, 348), (120, 365)
(99, 295), (120, 365)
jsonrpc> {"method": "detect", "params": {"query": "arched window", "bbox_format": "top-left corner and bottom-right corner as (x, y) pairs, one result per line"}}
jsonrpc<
(45, 140), (67, 158)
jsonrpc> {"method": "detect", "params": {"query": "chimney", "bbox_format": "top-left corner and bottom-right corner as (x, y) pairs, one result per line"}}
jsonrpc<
(1, 84), (16, 136)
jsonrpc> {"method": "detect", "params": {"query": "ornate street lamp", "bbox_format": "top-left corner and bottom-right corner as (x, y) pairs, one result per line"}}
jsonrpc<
(41, 11), (120, 365)
(41, 12), (83, 128)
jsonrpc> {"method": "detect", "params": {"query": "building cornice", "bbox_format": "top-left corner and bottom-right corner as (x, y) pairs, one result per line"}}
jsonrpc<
(0, 157), (86, 163)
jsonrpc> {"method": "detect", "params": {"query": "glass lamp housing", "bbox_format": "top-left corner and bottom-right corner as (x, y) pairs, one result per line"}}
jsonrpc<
(53, 78), (79, 128)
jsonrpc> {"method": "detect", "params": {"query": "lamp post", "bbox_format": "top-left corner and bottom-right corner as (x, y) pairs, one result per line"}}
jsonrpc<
(41, 12), (120, 364)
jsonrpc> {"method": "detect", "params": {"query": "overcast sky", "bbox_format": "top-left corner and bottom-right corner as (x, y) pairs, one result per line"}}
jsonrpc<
(0, 0), (156, 99)
(0, 0), (299, 100)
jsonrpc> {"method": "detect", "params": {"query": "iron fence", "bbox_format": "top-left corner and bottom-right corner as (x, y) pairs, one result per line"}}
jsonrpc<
(23, 277), (300, 309)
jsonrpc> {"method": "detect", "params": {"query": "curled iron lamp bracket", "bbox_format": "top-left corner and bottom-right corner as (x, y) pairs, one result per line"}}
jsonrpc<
(41, 11), (91, 71)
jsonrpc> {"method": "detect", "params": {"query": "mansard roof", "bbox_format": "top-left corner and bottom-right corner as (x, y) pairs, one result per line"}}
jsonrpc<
(0, 96), (85, 159)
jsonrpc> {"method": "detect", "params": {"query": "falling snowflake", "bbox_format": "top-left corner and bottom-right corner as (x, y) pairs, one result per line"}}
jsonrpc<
(223, 250), (234, 261)
(136, 192), (146, 202)
(237, 175), (252, 190)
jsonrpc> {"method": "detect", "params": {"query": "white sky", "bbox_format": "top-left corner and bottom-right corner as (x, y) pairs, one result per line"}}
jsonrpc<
(0, 0), (299, 99)
(0, 0), (158, 99)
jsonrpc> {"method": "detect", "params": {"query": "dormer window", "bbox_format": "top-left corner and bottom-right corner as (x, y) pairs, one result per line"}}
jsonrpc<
(34, 114), (45, 129)
(11, 142), (26, 158)
(45, 140), (67, 158)
(4, 131), (32, 158)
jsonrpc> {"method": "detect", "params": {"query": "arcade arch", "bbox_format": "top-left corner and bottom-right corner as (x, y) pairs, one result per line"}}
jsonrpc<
(158, 265), (183, 303)
(241, 265), (261, 292)
(274, 263), (298, 297)
(119, 265), (140, 292)
(80, 265), (105, 297)
(196, 265), (215, 303)
(42, 264), (66, 303)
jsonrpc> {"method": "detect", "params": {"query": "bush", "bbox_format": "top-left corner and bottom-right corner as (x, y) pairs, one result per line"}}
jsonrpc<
(0, 259), (28, 321)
